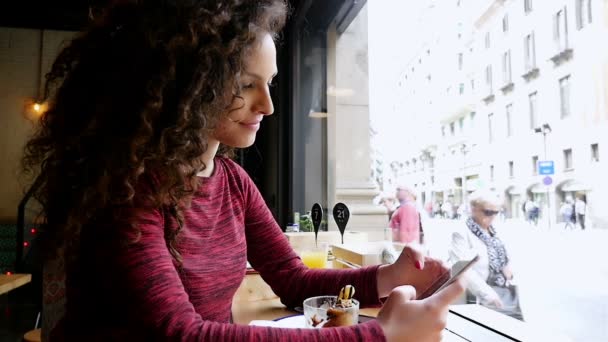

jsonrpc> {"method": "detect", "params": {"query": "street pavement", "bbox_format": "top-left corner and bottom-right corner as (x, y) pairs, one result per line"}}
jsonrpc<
(422, 217), (608, 342)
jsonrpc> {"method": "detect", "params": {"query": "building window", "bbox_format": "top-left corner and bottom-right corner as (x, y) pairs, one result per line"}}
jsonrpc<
(532, 155), (539, 175)
(524, 32), (537, 71)
(470, 111), (476, 129)
(485, 32), (491, 49)
(508, 161), (514, 178)
(470, 79), (475, 90)
(458, 52), (464, 70)
(576, 0), (593, 29)
(559, 75), (571, 118)
(503, 15), (509, 32)
(506, 104), (513, 137)
(529, 92), (538, 129)
(591, 143), (599, 162)
(554, 7), (569, 52)
(459, 83), (465, 94)
(502, 50), (512, 84)
(564, 148), (573, 170)
(525, 0), (533, 14)
(488, 113), (494, 143)
(459, 117), (465, 132)
(450, 122), (455, 136)
(441, 125), (446, 137)
(490, 165), (495, 181)
(485, 65), (493, 94)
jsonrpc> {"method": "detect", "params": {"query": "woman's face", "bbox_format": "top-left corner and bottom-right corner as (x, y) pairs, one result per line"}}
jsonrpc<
(471, 202), (499, 230)
(212, 33), (277, 148)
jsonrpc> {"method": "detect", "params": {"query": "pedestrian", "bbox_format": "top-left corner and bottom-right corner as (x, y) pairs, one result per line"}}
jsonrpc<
(390, 185), (424, 244)
(448, 190), (524, 321)
(560, 198), (575, 230)
(21, 1), (463, 340)
(575, 195), (587, 230)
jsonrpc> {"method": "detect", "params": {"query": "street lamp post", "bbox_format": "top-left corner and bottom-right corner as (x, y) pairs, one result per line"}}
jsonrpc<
(461, 143), (470, 208)
(535, 123), (552, 229)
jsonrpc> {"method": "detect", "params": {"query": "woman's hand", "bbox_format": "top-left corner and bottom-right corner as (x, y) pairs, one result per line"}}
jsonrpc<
(377, 278), (466, 342)
(377, 244), (450, 299)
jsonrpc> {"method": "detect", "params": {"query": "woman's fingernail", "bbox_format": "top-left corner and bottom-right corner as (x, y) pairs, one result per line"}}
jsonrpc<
(415, 261), (422, 270)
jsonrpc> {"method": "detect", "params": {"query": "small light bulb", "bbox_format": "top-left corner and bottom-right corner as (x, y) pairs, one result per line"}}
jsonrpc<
(33, 103), (41, 112)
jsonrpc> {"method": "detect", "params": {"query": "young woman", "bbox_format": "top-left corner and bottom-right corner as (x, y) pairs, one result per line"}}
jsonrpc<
(22, 1), (464, 340)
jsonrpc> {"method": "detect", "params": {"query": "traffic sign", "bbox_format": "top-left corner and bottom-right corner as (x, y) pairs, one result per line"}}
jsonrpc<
(543, 176), (553, 186)
(538, 161), (554, 175)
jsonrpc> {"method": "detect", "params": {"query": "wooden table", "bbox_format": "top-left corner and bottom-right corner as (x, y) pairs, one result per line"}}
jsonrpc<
(232, 273), (570, 341)
(0, 273), (31, 295)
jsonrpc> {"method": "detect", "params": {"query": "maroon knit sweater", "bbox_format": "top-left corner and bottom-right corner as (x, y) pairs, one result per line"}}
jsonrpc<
(55, 156), (386, 341)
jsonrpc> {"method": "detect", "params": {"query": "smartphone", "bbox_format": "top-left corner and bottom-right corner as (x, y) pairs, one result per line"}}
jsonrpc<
(417, 254), (479, 300)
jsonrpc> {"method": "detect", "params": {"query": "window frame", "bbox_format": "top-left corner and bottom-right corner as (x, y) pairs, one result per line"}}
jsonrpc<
(559, 75), (571, 119)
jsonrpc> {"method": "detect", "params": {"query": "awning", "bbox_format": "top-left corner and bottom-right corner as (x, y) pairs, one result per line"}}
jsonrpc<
(560, 180), (591, 192)
(529, 183), (549, 194)
(506, 185), (524, 195)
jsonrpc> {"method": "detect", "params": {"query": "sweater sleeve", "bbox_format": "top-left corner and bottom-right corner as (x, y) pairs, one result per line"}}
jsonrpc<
(109, 205), (385, 341)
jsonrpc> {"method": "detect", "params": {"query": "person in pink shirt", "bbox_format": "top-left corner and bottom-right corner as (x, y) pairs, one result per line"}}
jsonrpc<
(22, 1), (464, 341)
(390, 186), (422, 244)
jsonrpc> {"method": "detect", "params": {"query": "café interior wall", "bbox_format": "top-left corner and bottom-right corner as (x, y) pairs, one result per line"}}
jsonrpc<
(0, 27), (75, 222)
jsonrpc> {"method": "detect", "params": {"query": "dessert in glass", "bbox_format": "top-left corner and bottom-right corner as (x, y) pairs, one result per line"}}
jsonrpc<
(303, 285), (359, 328)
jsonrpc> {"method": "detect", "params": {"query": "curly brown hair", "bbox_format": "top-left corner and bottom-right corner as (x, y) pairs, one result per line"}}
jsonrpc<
(21, 0), (287, 264)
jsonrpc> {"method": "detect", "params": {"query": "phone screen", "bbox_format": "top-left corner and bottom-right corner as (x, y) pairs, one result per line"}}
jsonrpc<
(417, 254), (480, 300)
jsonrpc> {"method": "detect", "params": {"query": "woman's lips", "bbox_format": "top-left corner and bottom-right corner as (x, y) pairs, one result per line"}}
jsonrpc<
(240, 120), (261, 130)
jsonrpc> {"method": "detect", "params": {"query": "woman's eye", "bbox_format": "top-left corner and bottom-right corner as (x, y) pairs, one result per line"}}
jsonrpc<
(241, 83), (255, 89)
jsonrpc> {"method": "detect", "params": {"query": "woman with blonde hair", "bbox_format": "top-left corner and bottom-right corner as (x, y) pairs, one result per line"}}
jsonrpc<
(448, 189), (523, 320)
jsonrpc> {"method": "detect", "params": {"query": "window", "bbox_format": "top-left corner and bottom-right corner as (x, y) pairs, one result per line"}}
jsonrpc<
(591, 143), (599, 162)
(560, 75), (571, 118)
(458, 52), (464, 70)
(532, 155), (539, 175)
(525, 0), (533, 13)
(488, 113), (494, 143)
(506, 104), (513, 137)
(485, 65), (493, 94)
(502, 50), (512, 84)
(459, 83), (465, 94)
(529, 92), (538, 129)
(554, 7), (569, 52)
(564, 148), (573, 170)
(524, 32), (536, 71)
(576, 0), (593, 29)
(312, 3), (607, 341)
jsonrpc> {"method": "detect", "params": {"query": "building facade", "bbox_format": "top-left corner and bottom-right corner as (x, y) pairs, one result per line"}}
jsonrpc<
(393, 0), (608, 227)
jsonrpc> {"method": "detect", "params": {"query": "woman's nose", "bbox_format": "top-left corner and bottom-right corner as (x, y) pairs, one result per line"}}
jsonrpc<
(255, 88), (274, 115)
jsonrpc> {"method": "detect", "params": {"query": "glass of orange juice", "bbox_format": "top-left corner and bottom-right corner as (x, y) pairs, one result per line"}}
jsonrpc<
(301, 243), (328, 269)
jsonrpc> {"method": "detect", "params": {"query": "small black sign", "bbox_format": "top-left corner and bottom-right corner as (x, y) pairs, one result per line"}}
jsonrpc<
(311, 203), (323, 245)
(332, 203), (350, 244)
